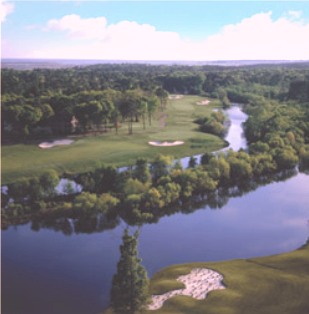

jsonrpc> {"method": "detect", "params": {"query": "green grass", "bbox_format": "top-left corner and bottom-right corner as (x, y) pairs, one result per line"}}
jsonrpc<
(147, 241), (309, 314)
(2, 96), (225, 184)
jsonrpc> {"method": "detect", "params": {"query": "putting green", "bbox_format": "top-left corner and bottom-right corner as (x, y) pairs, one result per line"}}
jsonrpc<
(148, 241), (309, 314)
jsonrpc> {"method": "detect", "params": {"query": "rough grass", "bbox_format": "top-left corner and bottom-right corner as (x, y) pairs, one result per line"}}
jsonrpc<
(147, 241), (309, 314)
(2, 96), (225, 183)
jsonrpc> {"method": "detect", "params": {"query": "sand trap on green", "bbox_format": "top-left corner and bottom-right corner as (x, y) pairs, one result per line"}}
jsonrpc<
(148, 268), (225, 310)
(38, 139), (74, 149)
(196, 99), (211, 105)
(148, 141), (184, 147)
(168, 95), (183, 100)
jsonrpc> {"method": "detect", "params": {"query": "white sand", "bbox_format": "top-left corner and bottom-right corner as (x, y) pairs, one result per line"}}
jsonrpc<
(168, 94), (183, 100)
(148, 141), (184, 147)
(148, 268), (225, 310)
(38, 139), (74, 149)
(196, 99), (211, 106)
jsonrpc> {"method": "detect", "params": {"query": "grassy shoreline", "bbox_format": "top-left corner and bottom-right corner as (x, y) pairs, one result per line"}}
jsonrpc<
(2, 96), (226, 184)
(147, 240), (309, 314)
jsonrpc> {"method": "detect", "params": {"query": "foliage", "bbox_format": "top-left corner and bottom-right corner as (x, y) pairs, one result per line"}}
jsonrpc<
(7, 170), (59, 203)
(133, 158), (151, 184)
(73, 192), (119, 214)
(194, 110), (227, 137)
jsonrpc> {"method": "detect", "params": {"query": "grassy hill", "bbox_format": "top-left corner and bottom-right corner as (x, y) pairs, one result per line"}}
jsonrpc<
(148, 240), (309, 314)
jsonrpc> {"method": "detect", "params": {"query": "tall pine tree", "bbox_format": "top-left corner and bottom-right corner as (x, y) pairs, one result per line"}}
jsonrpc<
(111, 229), (149, 314)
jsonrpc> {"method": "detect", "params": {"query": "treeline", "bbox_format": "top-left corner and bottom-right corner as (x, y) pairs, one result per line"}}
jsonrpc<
(1, 88), (165, 141)
(2, 63), (309, 97)
(2, 63), (309, 142)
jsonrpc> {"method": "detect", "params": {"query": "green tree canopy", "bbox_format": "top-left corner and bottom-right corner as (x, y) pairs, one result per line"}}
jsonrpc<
(111, 229), (149, 314)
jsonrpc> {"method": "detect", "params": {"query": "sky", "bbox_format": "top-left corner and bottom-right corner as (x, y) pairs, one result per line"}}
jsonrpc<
(1, 0), (309, 61)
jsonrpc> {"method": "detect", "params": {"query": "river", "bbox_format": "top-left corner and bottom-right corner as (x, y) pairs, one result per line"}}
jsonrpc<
(2, 106), (308, 314)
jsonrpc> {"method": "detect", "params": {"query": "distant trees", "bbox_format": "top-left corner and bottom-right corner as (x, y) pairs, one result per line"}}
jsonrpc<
(111, 229), (149, 314)
(2, 89), (161, 141)
(160, 73), (204, 94)
(118, 90), (143, 135)
(2, 63), (309, 142)
(216, 88), (231, 108)
(155, 87), (169, 110)
(288, 80), (309, 102)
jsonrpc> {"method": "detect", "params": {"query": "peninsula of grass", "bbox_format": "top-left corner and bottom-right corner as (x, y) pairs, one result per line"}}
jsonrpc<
(147, 241), (309, 314)
(2, 96), (226, 184)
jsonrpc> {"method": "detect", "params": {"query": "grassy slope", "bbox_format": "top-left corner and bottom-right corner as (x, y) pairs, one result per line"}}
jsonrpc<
(148, 241), (309, 314)
(2, 96), (226, 184)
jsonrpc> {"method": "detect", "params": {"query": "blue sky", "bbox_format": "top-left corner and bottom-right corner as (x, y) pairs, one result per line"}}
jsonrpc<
(1, 1), (309, 60)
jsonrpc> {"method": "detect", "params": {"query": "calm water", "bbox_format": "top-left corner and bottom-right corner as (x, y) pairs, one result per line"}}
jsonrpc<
(2, 173), (309, 314)
(2, 106), (309, 314)
(223, 106), (247, 151)
(180, 105), (248, 168)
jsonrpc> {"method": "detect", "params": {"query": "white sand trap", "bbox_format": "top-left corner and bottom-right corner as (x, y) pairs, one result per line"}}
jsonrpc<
(148, 141), (184, 147)
(196, 99), (211, 105)
(168, 94), (184, 100)
(39, 139), (74, 149)
(148, 268), (225, 310)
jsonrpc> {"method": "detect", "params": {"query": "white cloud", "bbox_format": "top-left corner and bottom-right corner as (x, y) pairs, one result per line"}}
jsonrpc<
(202, 11), (309, 60)
(31, 11), (309, 60)
(46, 14), (108, 40)
(41, 15), (185, 60)
(0, 0), (14, 23)
(286, 10), (302, 20)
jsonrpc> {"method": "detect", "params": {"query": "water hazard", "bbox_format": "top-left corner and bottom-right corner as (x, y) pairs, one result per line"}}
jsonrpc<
(2, 105), (308, 314)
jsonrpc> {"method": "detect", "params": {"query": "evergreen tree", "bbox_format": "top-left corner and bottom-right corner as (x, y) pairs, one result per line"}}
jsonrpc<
(111, 229), (149, 314)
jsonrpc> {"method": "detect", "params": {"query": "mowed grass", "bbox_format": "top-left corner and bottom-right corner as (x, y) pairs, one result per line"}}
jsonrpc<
(2, 96), (225, 183)
(147, 241), (309, 314)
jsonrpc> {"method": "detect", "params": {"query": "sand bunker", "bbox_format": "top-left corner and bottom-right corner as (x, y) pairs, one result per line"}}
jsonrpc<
(148, 268), (225, 310)
(39, 139), (74, 149)
(148, 141), (184, 147)
(168, 94), (183, 100)
(196, 99), (211, 105)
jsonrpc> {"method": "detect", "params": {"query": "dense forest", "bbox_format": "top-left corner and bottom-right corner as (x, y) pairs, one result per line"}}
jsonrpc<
(2, 62), (309, 232)
(2, 63), (309, 142)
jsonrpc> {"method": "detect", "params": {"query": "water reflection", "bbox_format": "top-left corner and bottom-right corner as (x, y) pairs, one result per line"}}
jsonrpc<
(56, 178), (82, 195)
(2, 172), (308, 314)
(223, 106), (248, 151)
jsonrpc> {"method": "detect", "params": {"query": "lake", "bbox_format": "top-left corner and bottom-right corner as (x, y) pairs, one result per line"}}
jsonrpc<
(2, 106), (308, 314)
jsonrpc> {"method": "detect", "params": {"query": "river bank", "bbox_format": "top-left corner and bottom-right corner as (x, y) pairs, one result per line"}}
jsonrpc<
(147, 240), (309, 314)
